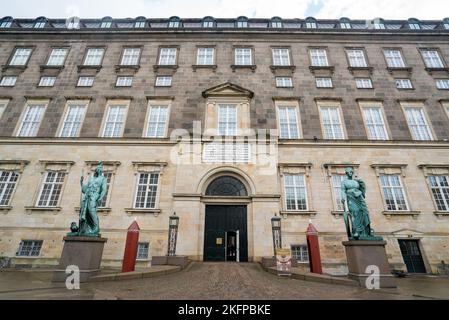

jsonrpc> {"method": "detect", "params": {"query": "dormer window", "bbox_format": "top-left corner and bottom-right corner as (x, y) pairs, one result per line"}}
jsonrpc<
(443, 18), (449, 30)
(339, 18), (351, 29)
(66, 17), (80, 29)
(236, 17), (248, 28)
(271, 17), (283, 28)
(0, 17), (13, 28)
(202, 17), (215, 28)
(135, 17), (146, 28)
(305, 17), (317, 29)
(168, 17), (181, 28)
(100, 17), (113, 28)
(373, 19), (386, 30)
(34, 17), (47, 29)
(408, 18), (421, 30)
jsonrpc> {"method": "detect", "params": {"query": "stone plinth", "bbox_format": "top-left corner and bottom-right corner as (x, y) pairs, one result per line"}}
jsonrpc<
(343, 240), (396, 288)
(261, 257), (299, 269)
(152, 256), (190, 269)
(53, 236), (107, 283)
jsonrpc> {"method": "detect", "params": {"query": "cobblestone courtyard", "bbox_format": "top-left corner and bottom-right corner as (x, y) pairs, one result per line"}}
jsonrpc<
(1, 263), (448, 300)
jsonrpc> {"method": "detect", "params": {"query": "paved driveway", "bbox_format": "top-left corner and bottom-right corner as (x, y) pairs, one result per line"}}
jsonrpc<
(0, 262), (447, 300)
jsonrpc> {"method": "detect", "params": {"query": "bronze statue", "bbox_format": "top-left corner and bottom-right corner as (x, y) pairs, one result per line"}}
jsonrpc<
(341, 167), (382, 241)
(69, 162), (107, 237)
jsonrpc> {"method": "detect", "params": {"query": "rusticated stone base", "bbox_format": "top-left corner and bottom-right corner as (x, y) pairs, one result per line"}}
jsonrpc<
(343, 240), (397, 288)
(152, 256), (190, 269)
(52, 236), (107, 283)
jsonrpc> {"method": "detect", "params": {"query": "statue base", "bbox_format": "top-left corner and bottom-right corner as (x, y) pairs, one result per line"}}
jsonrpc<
(52, 236), (107, 283)
(343, 240), (397, 288)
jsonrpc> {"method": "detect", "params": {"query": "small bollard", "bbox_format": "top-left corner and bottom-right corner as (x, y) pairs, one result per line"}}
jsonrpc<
(306, 223), (323, 274)
(121, 220), (140, 273)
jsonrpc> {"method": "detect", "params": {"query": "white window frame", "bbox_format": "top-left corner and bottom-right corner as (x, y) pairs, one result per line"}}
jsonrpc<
(77, 76), (94, 87)
(46, 48), (69, 66)
(384, 49), (406, 68)
(83, 48), (105, 66)
(0, 76), (17, 87)
(355, 78), (373, 89)
(283, 174), (309, 212)
(218, 104), (238, 136)
(318, 102), (346, 140)
(421, 49), (445, 69)
(291, 245), (309, 262)
(137, 242), (150, 260)
(155, 76), (172, 87)
(133, 172), (160, 209)
(359, 102), (389, 140)
(17, 240), (43, 257)
(331, 174), (346, 212)
(234, 48), (252, 66)
(272, 48), (291, 66)
(0, 99), (8, 120)
(158, 48), (177, 65)
(427, 175), (449, 212)
(305, 22), (317, 29)
(144, 102), (171, 138)
(100, 100), (130, 138)
(135, 21), (146, 28)
(38, 76), (56, 87)
(276, 102), (301, 139)
(309, 48), (329, 67)
(395, 79), (413, 90)
(409, 23), (421, 30)
(58, 100), (89, 138)
(9, 48), (32, 66)
(315, 77), (333, 88)
(346, 49), (368, 67)
(276, 77), (293, 88)
(100, 21), (112, 28)
(16, 100), (49, 137)
(196, 47), (215, 65)
(168, 20), (180, 28)
(115, 76), (133, 87)
(36, 171), (66, 207)
(0, 170), (20, 206)
(379, 174), (410, 211)
(436, 79), (449, 90)
(401, 103), (434, 141)
(120, 48), (141, 66)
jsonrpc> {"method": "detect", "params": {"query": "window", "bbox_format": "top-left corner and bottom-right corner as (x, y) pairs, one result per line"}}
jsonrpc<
(0, 100), (7, 119)
(272, 48), (291, 66)
(155, 76), (172, 87)
(137, 242), (150, 260)
(346, 49), (368, 67)
(218, 105), (237, 136)
(46, 48), (69, 66)
(331, 174), (346, 212)
(59, 102), (88, 137)
(34, 19), (46, 29)
(319, 105), (345, 140)
(17, 103), (47, 137)
(203, 143), (250, 164)
(396, 79), (413, 89)
(284, 174), (308, 211)
(403, 106), (433, 141)
(236, 17), (248, 28)
(99, 171), (113, 208)
(83, 48), (105, 66)
(38, 76), (56, 87)
(134, 173), (159, 209)
(116, 76), (133, 87)
(271, 18), (283, 28)
(408, 21), (421, 30)
(291, 245), (309, 262)
(67, 18), (80, 29)
(0, 76), (17, 87)
(145, 105), (169, 138)
(436, 79), (449, 90)
(305, 18), (317, 29)
(37, 171), (66, 207)
(0, 170), (19, 206)
(361, 105), (389, 140)
(374, 22), (386, 29)
(316, 77), (333, 88)
(9, 48), (32, 66)
(100, 19), (112, 28)
(309, 49), (329, 67)
(120, 48), (141, 66)
(0, 17), (13, 28)
(356, 78), (373, 89)
(202, 17), (215, 28)
(235, 48), (252, 65)
(135, 18), (146, 28)
(380, 175), (409, 211)
(102, 104), (128, 138)
(17, 240), (43, 257)
(77, 76), (94, 87)
(276, 77), (293, 88)
(168, 17), (181, 28)
(278, 106), (299, 139)
(158, 48), (177, 65)
(421, 50), (445, 69)
(428, 176), (449, 212)
(197, 47), (215, 65)
(384, 50), (406, 68)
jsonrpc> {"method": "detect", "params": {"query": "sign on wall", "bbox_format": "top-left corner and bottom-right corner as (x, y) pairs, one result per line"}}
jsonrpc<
(276, 248), (292, 276)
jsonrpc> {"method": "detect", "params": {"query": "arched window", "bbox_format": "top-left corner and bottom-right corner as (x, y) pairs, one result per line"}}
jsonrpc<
(373, 18), (386, 30)
(236, 16), (248, 28)
(202, 16), (215, 28)
(408, 18), (421, 30)
(0, 16), (13, 28)
(443, 18), (449, 30)
(305, 17), (317, 29)
(206, 176), (248, 197)
(135, 16), (146, 28)
(66, 17), (80, 29)
(339, 17), (351, 29)
(100, 17), (113, 28)
(34, 17), (47, 29)
(168, 16), (181, 28)
(271, 17), (283, 28)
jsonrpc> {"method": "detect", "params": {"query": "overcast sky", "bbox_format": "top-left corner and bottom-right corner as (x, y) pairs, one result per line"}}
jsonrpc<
(2, 0), (448, 20)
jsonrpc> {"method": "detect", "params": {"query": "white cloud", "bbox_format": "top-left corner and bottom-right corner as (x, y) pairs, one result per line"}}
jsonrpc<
(1, 0), (448, 20)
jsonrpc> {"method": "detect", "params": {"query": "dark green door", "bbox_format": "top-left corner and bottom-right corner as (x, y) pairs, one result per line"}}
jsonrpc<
(399, 240), (426, 273)
(204, 205), (248, 262)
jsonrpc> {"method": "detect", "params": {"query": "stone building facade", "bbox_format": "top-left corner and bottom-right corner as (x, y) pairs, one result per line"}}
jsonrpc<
(0, 16), (448, 275)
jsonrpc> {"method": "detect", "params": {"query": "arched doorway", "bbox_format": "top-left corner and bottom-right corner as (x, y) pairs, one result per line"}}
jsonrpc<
(203, 176), (249, 262)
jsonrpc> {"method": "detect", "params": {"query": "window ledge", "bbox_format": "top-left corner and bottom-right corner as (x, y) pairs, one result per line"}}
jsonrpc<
(39, 65), (64, 71)
(114, 65), (140, 72)
(434, 211), (449, 218)
(1, 65), (27, 73)
(0, 206), (12, 213)
(280, 210), (317, 217)
(192, 64), (217, 72)
(74, 207), (111, 215)
(77, 65), (102, 73)
(153, 65), (179, 72)
(125, 208), (161, 217)
(270, 65), (296, 73)
(231, 65), (257, 72)
(309, 65), (335, 74)
(348, 66), (373, 74)
(382, 211), (420, 219)
(25, 206), (62, 214)
(387, 67), (413, 75)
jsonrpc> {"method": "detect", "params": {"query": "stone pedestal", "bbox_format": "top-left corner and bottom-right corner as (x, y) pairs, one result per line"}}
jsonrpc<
(53, 236), (107, 283)
(343, 240), (396, 288)
(152, 256), (189, 269)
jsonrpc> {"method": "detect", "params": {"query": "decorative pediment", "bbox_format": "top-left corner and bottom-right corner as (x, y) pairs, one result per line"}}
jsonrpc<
(391, 229), (425, 236)
(202, 82), (254, 99)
